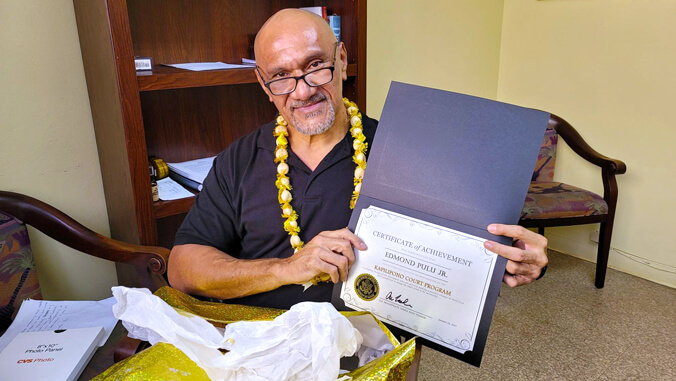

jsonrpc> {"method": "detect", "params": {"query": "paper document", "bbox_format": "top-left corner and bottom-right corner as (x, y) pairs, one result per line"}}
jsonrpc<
(0, 297), (118, 352)
(341, 206), (497, 353)
(157, 177), (194, 200)
(164, 62), (253, 71)
(167, 156), (215, 184)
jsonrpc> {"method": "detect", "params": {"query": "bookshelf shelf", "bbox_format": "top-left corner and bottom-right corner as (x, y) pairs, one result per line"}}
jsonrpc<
(137, 66), (256, 91)
(137, 64), (359, 91)
(154, 197), (195, 219)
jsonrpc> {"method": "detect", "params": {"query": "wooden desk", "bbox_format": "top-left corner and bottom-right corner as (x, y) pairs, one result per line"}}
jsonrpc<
(78, 322), (127, 380)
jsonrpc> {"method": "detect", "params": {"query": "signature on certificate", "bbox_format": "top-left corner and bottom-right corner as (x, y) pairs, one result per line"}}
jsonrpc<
(386, 291), (413, 308)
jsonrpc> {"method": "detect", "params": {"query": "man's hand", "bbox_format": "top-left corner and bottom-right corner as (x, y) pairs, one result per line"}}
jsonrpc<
(281, 228), (366, 285)
(483, 224), (548, 287)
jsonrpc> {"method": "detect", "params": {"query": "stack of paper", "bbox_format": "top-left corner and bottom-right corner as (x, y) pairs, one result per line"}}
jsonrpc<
(156, 178), (195, 201)
(167, 156), (216, 191)
(164, 62), (253, 71)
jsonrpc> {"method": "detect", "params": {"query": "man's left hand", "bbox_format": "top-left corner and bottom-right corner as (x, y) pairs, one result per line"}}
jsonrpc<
(483, 224), (548, 287)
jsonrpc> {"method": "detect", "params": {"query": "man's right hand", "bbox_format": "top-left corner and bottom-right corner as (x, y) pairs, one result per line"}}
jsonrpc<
(168, 228), (366, 300)
(281, 228), (366, 285)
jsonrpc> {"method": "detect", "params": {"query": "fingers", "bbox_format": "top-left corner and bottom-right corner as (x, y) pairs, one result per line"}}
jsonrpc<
(298, 245), (349, 283)
(319, 228), (367, 251)
(505, 259), (543, 281)
(485, 224), (548, 266)
(484, 240), (535, 264)
(486, 224), (549, 288)
(488, 224), (547, 248)
(503, 272), (535, 288)
(291, 228), (366, 284)
(315, 249), (349, 282)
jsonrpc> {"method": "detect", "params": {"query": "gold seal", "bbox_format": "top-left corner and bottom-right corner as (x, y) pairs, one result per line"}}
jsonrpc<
(354, 273), (379, 301)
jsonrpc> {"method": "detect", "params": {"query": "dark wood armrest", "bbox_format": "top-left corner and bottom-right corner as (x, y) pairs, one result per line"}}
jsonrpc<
(0, 191), (169, 291)
(549, 114), (627, 175)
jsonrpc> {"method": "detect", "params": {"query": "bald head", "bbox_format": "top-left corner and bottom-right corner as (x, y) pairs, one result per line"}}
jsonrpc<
(253, 9), (348, 137)
(254, 9), (336, 60)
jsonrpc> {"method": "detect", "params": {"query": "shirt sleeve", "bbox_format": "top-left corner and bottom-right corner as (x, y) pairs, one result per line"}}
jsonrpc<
(174, 152), (240, 255)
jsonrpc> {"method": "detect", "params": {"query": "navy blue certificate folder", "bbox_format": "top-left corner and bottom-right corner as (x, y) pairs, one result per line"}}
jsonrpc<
(332, 82), (549, 367)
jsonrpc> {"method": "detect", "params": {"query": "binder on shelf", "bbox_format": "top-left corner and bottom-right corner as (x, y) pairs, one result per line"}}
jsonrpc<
(328, 14), (341, 41)
(300, 6), (327, 20)
(166, 156), (216, 192)
(169, 172), (202, 192)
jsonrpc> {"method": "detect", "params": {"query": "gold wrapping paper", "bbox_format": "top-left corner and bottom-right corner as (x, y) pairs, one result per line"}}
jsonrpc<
(94, 342), (210, 381)
(94, 287), (416, 381)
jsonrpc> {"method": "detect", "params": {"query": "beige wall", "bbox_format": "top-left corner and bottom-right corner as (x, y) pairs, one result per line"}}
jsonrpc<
(497, 0), (676, 287)
(0, 0), (116, 300)
(367, 0), (675, 287)
(367, 0), (505, 117)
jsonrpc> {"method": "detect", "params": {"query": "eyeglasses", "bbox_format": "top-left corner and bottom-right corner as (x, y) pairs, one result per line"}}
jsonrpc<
(257, 42), (339, 96)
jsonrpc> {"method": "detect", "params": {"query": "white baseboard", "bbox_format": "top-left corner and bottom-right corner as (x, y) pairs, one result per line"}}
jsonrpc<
(544, 227), (675, 289)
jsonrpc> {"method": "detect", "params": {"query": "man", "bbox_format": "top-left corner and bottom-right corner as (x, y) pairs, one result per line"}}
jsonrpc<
(168, 9), (548, 310)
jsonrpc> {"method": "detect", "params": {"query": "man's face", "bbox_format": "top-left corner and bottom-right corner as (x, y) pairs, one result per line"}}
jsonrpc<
(255, 25), (347, 136)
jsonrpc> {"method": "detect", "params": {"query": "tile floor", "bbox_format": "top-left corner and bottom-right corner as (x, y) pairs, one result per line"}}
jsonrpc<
(417, 250), (676, 380)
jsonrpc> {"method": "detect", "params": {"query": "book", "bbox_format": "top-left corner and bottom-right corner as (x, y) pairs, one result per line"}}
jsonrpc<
(328, 15), (341, 41)
(0, 327), (105, 381)
(168, 172), (202, 192)
(300, 6), (327, 20)
(166, 156), (216, 191)
(163, 62), (253, 71)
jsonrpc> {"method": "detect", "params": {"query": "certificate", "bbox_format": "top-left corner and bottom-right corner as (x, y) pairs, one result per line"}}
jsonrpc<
(340, 206), (497, 354)
(333, 82), (550, 366)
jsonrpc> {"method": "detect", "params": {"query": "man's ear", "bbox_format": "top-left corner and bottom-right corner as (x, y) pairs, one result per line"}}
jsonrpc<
(255, 68), (274, 103)
(339, 42), (348, 81)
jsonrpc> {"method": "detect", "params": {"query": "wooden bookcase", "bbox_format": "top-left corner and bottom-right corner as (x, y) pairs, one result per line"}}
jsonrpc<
(73, 0), (367, 250)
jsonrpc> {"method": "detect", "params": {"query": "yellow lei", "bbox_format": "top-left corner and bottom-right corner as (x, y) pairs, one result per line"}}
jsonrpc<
(273, 98), (367, 285)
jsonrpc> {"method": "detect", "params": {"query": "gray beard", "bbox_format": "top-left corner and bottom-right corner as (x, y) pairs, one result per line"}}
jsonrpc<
(290, 97), (336, 136)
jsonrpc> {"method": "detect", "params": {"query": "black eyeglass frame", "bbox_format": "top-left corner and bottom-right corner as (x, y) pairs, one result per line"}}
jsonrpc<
(256, 42), (340, 96)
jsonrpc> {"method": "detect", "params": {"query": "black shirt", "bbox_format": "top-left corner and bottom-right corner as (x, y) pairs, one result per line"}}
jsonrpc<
(174, 114), (378, 309)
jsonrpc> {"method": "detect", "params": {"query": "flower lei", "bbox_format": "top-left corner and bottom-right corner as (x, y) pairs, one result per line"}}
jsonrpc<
(273, 98), (367, 285)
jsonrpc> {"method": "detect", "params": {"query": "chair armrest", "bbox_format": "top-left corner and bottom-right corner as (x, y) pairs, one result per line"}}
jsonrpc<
(549, 114), (627, 175)
(0, 191), (169, 291)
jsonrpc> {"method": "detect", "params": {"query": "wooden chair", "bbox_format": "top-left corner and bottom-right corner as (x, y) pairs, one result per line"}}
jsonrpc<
(0, 191), (169, 292)
(0, 190), (169, 365)
(519, 115), (626, 288)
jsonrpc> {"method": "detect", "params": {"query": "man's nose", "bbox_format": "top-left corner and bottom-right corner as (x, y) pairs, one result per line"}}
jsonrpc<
(291, 76), (317, 99)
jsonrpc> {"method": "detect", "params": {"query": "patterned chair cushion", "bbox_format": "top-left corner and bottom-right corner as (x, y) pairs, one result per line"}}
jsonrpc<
(0, 212), (42, 333)
(532, 126), (558, 182)
(521, 181), (608, 219)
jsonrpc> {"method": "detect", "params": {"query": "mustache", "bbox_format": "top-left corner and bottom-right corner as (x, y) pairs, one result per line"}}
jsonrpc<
(290, 93), (326, 110)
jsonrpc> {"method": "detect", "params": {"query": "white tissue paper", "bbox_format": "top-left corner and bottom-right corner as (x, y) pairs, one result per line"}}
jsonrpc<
(111, 287), (369, 381)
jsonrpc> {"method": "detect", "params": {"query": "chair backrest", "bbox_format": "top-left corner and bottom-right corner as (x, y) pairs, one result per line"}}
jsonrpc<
(532, 126), (558, 182)
(0, 191), (169, 293)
